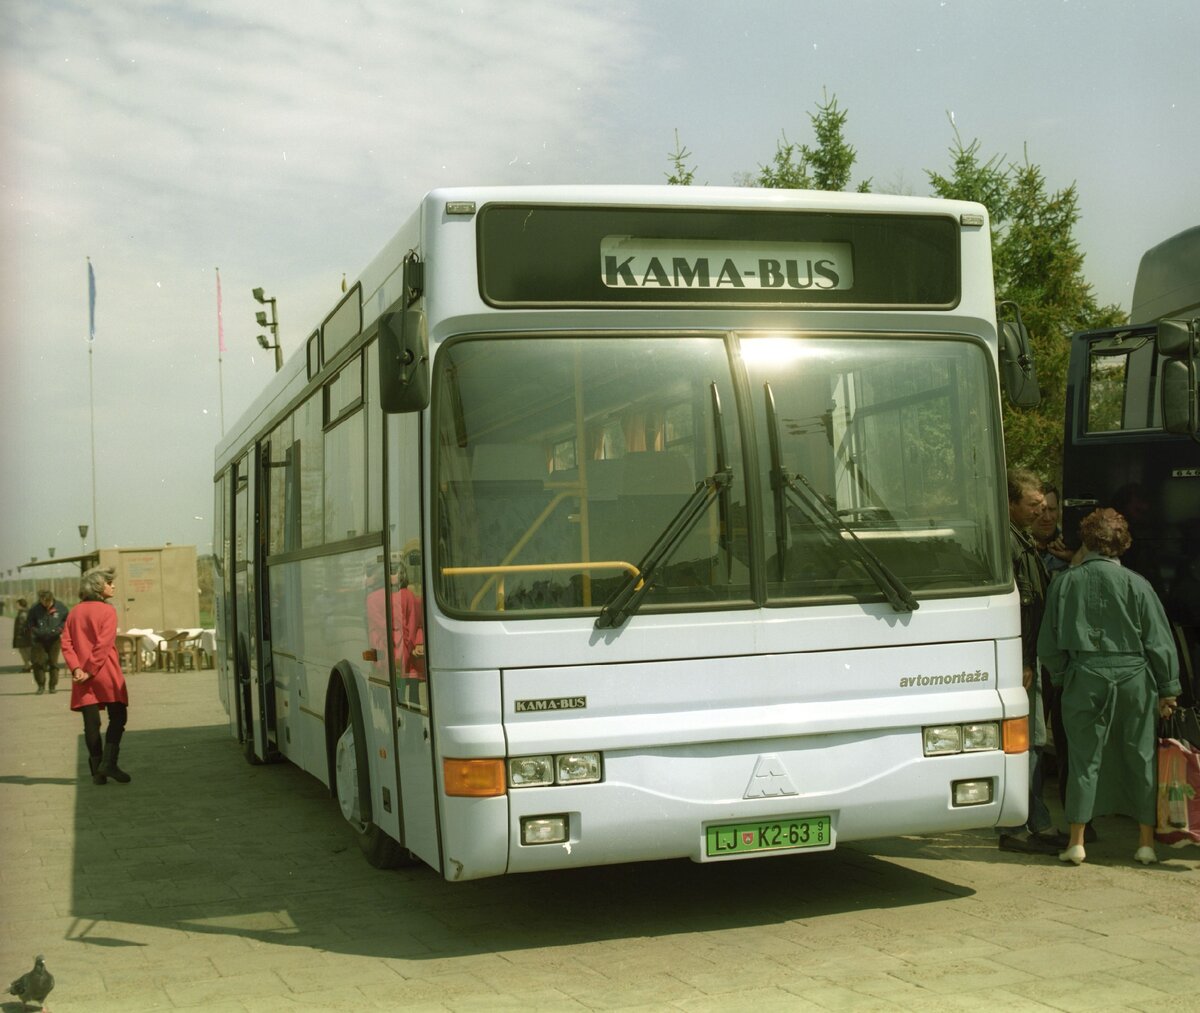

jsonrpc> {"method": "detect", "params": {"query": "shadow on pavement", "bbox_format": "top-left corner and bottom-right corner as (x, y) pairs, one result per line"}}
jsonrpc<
(69, 721), (976, 961)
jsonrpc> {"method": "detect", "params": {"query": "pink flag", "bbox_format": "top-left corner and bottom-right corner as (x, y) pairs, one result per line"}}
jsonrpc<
(216, 267), (226, 353)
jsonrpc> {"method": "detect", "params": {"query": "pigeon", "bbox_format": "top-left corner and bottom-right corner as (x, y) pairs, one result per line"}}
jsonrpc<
(8, 954), (54, 1011)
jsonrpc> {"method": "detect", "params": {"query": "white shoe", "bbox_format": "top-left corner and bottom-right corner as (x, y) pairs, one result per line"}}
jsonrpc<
(1058, 845), (1085, 865)
(1133, 846), (1157, 865)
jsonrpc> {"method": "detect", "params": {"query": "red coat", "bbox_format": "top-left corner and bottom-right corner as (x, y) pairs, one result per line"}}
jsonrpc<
(61, 600), (129, 711)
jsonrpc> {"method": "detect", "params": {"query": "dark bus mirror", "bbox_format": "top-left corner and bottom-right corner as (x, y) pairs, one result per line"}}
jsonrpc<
(1160, 359), (1197, 436)
(378, 254), (429, 414)
(997, 303), (1041, 409)
(378, 307), (429, 413)
(1156, 318), (1198, 437)
(1156, 317), (1196, 359)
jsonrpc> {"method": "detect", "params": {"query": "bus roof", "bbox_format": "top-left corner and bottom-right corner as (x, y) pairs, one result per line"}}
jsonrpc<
(1130, 224), (1200, 324)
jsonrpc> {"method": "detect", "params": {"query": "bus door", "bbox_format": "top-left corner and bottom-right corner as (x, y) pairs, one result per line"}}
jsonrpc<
(254, 439), (279, 758)
(1063, 326), (1175, 579)
(231, 447), (277, 763)
(386, 411), (439, 865)
(1064, 324), (1200, 679)
(231, 454), (258, 758)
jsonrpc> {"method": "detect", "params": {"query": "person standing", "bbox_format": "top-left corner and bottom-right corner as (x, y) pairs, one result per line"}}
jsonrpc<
(1038, 508), (1180, 866)
(1033, 481), (1093, 839)
(61, 568), (131, 785)
(997, 468), (1064, 855)
(1032, 483), (1073, 577)
(26, 590), (68, 694)
(11, 597), (32, 673)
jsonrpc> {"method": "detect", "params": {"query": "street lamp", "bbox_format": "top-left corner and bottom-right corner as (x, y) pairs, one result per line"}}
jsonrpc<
(252, 287), (282, 372)
(79, 524), (89, 554)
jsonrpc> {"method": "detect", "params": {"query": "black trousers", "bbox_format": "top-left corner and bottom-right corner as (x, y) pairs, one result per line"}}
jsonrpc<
(31, 640), (62, 689)
(81, 702), (128, 758)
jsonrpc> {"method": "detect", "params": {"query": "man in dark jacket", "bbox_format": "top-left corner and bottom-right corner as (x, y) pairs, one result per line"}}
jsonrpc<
(26, 590), (69, 694)
(996, 469), (1065, 855)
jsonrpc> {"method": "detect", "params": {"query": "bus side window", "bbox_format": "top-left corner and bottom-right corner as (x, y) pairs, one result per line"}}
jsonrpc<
(1087, 340), (1161, 433)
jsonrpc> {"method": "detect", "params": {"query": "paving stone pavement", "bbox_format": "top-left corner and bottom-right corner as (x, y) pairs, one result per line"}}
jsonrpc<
(1, 614), (1197, 1012)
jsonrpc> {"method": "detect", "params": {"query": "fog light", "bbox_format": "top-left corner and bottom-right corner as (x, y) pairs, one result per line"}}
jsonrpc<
(952, 779), (993, 806)
(962, 722), (1000, 752)
(521, 814), (569, 845)
(509, 755), (555, 787)
(556, 752), (601, 784)
(924, 725), (962, 756)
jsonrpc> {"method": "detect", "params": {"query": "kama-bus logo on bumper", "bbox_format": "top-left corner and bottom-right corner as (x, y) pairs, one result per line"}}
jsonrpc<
(600, 237), (854, 291)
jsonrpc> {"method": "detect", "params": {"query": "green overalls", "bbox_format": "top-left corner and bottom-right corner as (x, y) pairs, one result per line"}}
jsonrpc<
(1037, 554), (1180, 826)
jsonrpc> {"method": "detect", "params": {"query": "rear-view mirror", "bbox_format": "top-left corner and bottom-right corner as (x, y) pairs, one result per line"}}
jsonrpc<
(1156, 318), (1198, 438)
(1160, 360), (1197, 436)
(997, 303), (1040, 409)
(378, 254), (429, 413)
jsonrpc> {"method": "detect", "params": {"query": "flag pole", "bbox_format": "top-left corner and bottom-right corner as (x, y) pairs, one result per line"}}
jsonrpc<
(87, 256), (98, 548)
(216, 267), (226, 435)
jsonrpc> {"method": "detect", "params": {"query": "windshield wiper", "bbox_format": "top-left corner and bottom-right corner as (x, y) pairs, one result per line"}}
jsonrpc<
(764, 382), (918, 613)
(596, 383), (732, 629)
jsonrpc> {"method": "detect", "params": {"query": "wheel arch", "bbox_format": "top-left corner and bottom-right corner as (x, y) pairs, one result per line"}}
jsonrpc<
(324, 660), (372, 823)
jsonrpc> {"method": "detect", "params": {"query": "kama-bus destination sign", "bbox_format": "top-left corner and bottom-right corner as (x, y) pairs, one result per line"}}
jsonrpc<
(601, 237), (855, 291)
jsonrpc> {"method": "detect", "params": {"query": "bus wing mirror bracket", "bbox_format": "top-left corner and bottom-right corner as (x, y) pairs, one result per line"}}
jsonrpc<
(379, 252), (429, 414)
(1157, 317), (1199, 439)
(997, 301), (1041, 409)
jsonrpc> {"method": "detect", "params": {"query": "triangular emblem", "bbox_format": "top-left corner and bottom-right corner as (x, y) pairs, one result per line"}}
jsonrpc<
(744, 754), (798, 798)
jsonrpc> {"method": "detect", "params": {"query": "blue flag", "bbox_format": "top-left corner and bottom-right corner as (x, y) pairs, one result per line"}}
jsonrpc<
(87, 259), (96, 341)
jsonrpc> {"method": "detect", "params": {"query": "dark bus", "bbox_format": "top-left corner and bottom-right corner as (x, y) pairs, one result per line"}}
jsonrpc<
(1061, 226), (1200, 692)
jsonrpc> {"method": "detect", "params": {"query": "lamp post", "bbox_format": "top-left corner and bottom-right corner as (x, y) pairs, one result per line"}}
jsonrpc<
(252, 287), (282, 371)
(79, 524), (89, 554)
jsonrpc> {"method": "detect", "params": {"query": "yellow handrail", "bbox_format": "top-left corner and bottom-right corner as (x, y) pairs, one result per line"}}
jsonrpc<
(444, 560), (641, 612)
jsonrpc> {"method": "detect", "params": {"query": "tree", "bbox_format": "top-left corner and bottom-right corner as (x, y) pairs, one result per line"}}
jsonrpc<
(665, 129), (696, 186)
(665, 100), (1124, 478)
(756, 92), (871, 192)
(928, 133), (1124, 476)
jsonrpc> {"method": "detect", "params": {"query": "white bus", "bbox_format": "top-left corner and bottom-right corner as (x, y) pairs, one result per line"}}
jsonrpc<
(213, 185), (1034, 881)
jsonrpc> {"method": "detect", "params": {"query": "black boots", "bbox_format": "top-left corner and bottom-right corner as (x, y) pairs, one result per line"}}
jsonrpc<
(98, 743), (131, 784)
(88, 754), (107, 785)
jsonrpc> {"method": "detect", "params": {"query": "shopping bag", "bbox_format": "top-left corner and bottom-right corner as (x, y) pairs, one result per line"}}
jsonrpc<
(1169, 706), (1200, 751)
(1155, 736), (1200, 846)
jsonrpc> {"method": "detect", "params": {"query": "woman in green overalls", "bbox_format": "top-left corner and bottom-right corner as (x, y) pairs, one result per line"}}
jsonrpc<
(1037, 508), (1180, 866)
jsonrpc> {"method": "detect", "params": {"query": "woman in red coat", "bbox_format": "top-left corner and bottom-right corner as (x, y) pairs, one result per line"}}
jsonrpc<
(61, 567), (130, 785)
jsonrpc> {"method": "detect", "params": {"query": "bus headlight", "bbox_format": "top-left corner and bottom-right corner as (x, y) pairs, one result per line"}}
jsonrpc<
(962, 722), (1000, 752)
(521, 814), (569, 845)
(509, 755), (555, 787)
(923, 722), (1001, 756)
(508, 752), (603, 787)
(923, 726), (962, 756)
(952, 779), (994, 806)
(556, 752), (602, 784)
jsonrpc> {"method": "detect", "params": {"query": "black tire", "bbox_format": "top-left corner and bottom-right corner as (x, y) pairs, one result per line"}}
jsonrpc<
(333, 721), (409, 869)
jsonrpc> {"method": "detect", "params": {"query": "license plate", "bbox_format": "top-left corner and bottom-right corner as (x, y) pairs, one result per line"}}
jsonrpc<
(705, 815), (832, 857)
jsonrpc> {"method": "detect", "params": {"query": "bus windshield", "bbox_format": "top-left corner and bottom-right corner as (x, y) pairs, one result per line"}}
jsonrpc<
(434, 333), (1006, 618)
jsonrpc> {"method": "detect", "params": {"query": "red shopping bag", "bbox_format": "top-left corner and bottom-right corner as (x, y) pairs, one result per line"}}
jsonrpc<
(1156, 736), (1200, 846)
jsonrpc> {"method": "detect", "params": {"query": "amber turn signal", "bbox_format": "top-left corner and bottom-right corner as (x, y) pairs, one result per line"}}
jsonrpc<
(1002, 716), (1029, 754)
(443, 758), (507, 797)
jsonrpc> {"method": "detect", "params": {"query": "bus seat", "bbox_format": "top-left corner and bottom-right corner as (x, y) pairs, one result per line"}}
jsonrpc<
(619, 450), (695, 495)
(470, 443), (548, 485)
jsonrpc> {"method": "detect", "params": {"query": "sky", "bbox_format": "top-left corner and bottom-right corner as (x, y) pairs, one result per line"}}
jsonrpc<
(2, 0), (1198, 579)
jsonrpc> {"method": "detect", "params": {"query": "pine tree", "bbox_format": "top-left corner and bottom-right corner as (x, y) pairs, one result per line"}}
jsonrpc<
(928, 135), (1123, 476)
(665, 130), (696, 186)
(756, 92), (870, 192)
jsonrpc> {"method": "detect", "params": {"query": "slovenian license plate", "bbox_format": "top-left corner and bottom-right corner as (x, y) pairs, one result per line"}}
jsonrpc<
(705, 815), (832, 857)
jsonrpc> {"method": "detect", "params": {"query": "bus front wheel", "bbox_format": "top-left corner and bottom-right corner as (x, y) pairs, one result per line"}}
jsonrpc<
(333, 722), (405, 869)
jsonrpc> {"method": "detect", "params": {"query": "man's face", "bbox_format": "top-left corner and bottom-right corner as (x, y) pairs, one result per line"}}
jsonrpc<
(1032, 492), (1059, 539)
(1010, 487), (1045, 530)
